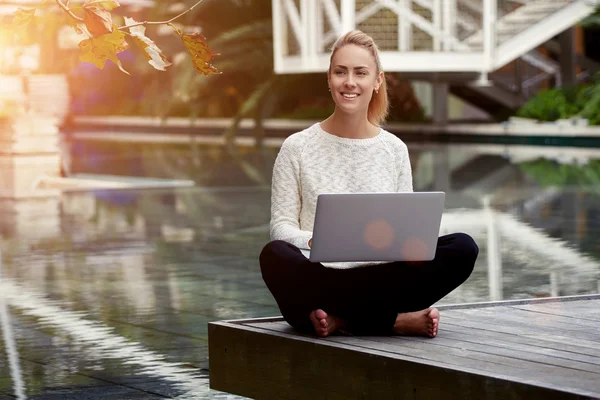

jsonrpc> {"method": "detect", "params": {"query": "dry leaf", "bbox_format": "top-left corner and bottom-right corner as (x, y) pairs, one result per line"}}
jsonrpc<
(169, 23), (220, 75)
(12, 8), (36, 29)
(83, 0), (120, 36)
(125, 17), (171, 71)
(79, 26), (129, 74)
(68, 20), (88, 35)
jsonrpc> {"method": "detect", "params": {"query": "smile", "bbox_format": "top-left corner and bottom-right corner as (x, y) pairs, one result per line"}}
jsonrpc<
(342, 93), (359, 99)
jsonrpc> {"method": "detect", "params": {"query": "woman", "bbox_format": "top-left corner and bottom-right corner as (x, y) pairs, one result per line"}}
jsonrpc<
(260, 30), (478, 338)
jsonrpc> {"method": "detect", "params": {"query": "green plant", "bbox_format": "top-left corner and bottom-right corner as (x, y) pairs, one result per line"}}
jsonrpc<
(516, 88), (572, 121)
(577, 77), (600, 125)
(516, 73), (600, 125)
(520, 158), (600, 196)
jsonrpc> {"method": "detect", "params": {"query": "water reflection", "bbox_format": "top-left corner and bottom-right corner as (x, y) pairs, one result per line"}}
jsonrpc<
(1, 279), (209, 398)
(0, 141), (598, 398)
(0, 268), (26, 399)
(415, 143), (600, 302)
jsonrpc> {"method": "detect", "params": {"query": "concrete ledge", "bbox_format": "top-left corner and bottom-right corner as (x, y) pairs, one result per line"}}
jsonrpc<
(35, 174), (195, 192)
(70, 116), (600, 138)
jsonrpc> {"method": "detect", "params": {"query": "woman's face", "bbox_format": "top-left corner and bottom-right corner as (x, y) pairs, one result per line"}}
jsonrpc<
(328, 44), (383, 116)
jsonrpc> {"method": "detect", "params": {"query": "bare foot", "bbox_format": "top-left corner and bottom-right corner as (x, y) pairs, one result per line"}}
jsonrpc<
(393, 308), (440, 338)
(309, 309), (345, 338)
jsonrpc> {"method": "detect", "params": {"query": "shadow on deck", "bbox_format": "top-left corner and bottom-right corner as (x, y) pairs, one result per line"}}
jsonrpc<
(208, 295), (600, 399)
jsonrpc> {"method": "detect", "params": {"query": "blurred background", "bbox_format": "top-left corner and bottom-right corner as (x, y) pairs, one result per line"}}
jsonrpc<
(0, 0), (600, 398)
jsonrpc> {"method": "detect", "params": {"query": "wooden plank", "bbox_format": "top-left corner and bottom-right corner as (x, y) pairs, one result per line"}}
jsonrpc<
(447, 307), (600, 336)
(437, 295), (600, 311)
(384, 335), (600, 375)
(507, 300), (600, 322)
(442, 318), (600, 355)
(211, 298), (600, 399)
(513, 302), (600, 322)
(487, 302), (600, 328)
(241, 322), (600, 391)
(309, 333), (520, 370)
(508, 305), (600, 325)
(249, 318), (600, 363)
(437, 329), (600, 368)
(442, 312), (600, 342)
(245, 320), (291, 331)
(441, 323), (600, 361)
(245, 307), (600, 368)
(209, 321), (591, 400)
(556, 298), (600, 312)
(343, 334), (600, 388)
(245, 322), (515, 370)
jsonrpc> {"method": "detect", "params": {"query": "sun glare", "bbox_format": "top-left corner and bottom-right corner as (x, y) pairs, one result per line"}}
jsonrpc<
(0, 24), (39, 74)
(0, 28), (12, 73)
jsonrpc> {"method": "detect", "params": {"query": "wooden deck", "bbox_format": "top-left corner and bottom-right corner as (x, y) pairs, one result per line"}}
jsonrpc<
(208, 295), (600, 400)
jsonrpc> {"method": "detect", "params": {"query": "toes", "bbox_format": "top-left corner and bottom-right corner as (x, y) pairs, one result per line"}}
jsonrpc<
(429, 325), (437, 337)
(310, 310), (329, 337)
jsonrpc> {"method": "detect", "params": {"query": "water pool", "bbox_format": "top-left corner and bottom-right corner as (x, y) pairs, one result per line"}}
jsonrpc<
(1, 140), (599, 398)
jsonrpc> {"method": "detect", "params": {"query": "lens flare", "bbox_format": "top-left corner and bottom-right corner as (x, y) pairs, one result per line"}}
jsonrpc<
(401, 237), (429, 261)
(363, 218), (395, 250)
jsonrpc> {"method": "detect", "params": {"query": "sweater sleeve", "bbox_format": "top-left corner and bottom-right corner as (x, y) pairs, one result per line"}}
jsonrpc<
(270, 140), (313, 248)
(397, 142), (414, 192)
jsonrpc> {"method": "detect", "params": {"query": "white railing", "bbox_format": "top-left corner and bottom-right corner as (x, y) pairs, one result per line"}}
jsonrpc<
(272, 0), (498, 73)
(272, 0), (597, 77)
(271, 0), (506, 73)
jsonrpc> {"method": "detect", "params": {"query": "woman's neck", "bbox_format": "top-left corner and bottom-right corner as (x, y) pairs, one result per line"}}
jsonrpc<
(321, 111), (379, 139)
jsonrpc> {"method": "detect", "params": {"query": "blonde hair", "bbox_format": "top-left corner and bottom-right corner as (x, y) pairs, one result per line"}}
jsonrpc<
(329, 30), (389, 126)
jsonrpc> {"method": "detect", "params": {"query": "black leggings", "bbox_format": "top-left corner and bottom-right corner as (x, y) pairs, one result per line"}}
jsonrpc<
(259, 233), (479, 335)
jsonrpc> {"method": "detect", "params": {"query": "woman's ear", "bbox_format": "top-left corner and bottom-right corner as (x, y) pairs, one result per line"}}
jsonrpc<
(376, 71), (384, 91)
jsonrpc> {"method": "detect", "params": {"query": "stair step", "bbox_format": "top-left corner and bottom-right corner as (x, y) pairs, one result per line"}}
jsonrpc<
(496, 23), (545, 32)
(464, 0), (574, 48)
(501, 14), (561, 22)
(502, 10), (564, 20)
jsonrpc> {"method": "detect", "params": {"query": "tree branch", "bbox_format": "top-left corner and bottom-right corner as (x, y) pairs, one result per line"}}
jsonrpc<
(119, 0), (205, 30)
(55, 0), (83, 22)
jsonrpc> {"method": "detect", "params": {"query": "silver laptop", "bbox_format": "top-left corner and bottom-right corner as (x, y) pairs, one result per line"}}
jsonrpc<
(303, 192), (445, 262)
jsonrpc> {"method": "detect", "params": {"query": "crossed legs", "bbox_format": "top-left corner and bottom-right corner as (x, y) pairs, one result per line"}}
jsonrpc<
(259, 233), (478, 337)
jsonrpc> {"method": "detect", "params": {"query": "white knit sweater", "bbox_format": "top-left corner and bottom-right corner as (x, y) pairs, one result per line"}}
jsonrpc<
(270, 122), (414, 268)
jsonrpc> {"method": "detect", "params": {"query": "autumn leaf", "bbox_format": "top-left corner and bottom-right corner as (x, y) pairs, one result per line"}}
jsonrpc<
(125, 17), (171, 71)
(68, 21), (87, 35)
(79, 26), (129, 74)
(83, 0), (120, 36)
(12, 8), (36, 30)
(169, 23), (220, 75)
